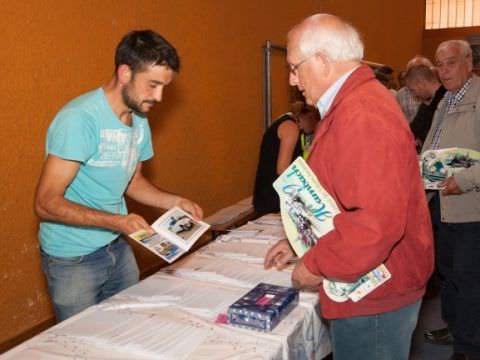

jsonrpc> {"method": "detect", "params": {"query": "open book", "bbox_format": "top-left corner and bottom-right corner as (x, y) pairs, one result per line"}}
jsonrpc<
(129, 207), (210, 263)
(273, 157), (391, 302)
(421, 147), (480, 189)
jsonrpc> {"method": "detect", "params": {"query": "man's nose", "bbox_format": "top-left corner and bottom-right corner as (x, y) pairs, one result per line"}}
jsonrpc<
(289, 71), (299, 86)
(154, 87), (163, 102)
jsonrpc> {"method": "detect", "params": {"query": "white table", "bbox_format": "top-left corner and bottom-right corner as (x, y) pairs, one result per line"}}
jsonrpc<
(2, 214), (331, 360)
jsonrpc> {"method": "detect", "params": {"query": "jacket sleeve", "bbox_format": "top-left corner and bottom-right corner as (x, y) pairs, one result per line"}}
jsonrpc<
(303, 107), (415, 282)
(454, 163), (480, 192)
(452, 96), (480, 192)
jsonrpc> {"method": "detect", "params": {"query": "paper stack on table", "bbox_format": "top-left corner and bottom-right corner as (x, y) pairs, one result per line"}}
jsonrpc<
(1, 212), (331, 360)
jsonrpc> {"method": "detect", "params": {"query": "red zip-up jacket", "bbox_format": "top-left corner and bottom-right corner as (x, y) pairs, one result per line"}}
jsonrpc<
(303, 65), (434, 319)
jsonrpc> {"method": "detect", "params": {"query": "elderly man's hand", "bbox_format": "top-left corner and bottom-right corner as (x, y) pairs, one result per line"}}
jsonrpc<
(291, 259), (323, 290)
(439, 176), (463, 196)
(264, 239), (295, 270)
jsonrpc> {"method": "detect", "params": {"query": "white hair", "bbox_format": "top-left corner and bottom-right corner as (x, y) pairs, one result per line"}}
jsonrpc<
(292, 14), (364, 62)
(437, 39), (473, 60)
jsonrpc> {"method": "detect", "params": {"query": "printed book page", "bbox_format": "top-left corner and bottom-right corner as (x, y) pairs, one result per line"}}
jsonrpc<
(274, 157), (391, 302)
(323, 264), (391, 303)
(273, 157), (340, 257)
(421, 147), (480, 190)
(129, 207), (210, 263)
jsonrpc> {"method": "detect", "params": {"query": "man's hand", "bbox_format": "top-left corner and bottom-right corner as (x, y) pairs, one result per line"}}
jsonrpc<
(126, 164), (204, 220)
(176, 198), (204, 220)
(439, 176), (463, 196)
(117, 213), (152, 235)
(291, 260), (323, 290)
(264, 239), (295, 270)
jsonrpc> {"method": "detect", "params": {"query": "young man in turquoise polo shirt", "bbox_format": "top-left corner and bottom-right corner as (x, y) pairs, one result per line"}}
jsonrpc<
(35, 30), (203, 321)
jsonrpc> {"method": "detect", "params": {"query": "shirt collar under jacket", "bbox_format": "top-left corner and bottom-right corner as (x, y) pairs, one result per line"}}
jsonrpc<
(444, 76), (473, 112)
(316, 66), (359, 118)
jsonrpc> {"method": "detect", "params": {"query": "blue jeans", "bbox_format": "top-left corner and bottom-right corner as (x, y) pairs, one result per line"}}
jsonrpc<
(329, 300), (421, 360)
(41, 237), (139, 322)
(431, 194), (480, 357)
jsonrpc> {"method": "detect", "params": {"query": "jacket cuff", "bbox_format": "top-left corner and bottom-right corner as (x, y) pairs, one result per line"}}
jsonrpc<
(454, 172), (474, 192)
(302, 249), (321, 276)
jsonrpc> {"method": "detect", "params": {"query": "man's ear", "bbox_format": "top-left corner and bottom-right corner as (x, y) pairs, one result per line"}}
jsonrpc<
(315, 53), (331, 77)
(117, 64), (133, 85)
(466, 55), (474, 73)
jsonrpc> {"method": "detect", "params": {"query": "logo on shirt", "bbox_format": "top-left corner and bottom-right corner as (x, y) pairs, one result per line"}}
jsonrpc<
(86, 126), (145, 176)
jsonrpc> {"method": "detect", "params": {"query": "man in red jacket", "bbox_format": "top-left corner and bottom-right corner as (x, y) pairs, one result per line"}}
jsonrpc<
(264, 14), (434, 360)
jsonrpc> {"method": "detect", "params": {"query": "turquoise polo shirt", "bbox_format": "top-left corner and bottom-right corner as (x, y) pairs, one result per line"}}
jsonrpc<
(39, 88), (153, 257)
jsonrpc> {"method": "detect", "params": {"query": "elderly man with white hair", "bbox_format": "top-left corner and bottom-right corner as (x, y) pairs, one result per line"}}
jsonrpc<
(422, 39), (480, 360)
(264, 14), (433, 360)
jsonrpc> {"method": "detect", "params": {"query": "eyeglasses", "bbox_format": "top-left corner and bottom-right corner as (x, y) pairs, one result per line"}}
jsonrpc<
(288, 53), (333, 76)
(287, 54), (315, 75)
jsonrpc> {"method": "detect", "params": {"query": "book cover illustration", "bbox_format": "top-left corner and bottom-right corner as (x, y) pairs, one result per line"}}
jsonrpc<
(227, 282), (299, 332)
(129, 207), (210, 263)
(274, 157), (391, 302)
(273, 157), (340, 257)
(322, 264), (391, 303)
(421, 148), (480, 190)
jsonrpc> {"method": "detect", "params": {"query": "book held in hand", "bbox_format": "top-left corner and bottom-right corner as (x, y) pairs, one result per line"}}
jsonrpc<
(420, 148), (480, 190)
(322, 264), (391, 303)
(273, 156), (340, 257)
(129, 207), (210, 263)
(274, 157), (391, 302)
(227, 283), (299, 332)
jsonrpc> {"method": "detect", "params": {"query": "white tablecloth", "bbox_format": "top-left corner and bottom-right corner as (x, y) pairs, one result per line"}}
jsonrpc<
(2, 214), (331, 359)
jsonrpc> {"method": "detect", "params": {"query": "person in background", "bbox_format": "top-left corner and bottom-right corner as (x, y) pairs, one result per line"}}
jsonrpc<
(397, 70), (407, 89)
(34, 30), (203, 322)
(374, 65), (397, 95)
(422, 39), (480, 360)
(296, 102), (320, 159)
(396, 55), (433, 123)
(253, 102), (320, 217)
(406, 64), (446, 152)
(264, 13), (433, 360)
(405, 64), (446, 306)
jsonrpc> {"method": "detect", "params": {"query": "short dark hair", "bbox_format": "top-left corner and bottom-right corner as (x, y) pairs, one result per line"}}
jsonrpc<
(376, 65), (394, 75)
(405, 64), (438, 84)
(374, 71), (391, 87)
(115, 30), (180, 74)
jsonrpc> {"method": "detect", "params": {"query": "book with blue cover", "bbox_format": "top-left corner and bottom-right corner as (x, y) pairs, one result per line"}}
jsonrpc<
(227, 283), (299, 332)
(273, 157), (391, 303)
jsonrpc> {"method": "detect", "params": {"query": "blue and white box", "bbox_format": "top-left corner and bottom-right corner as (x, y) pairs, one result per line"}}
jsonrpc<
(227, 283), (299, 332)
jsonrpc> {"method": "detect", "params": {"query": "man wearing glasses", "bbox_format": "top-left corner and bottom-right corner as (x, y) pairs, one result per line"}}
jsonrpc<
(264, 14), (433, 360)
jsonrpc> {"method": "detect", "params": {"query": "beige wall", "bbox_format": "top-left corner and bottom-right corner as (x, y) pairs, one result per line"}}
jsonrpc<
(0, 0), (424, 351)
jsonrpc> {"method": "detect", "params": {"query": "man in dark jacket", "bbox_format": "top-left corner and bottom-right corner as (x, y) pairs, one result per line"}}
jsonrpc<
(406, 64), (446, 152)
